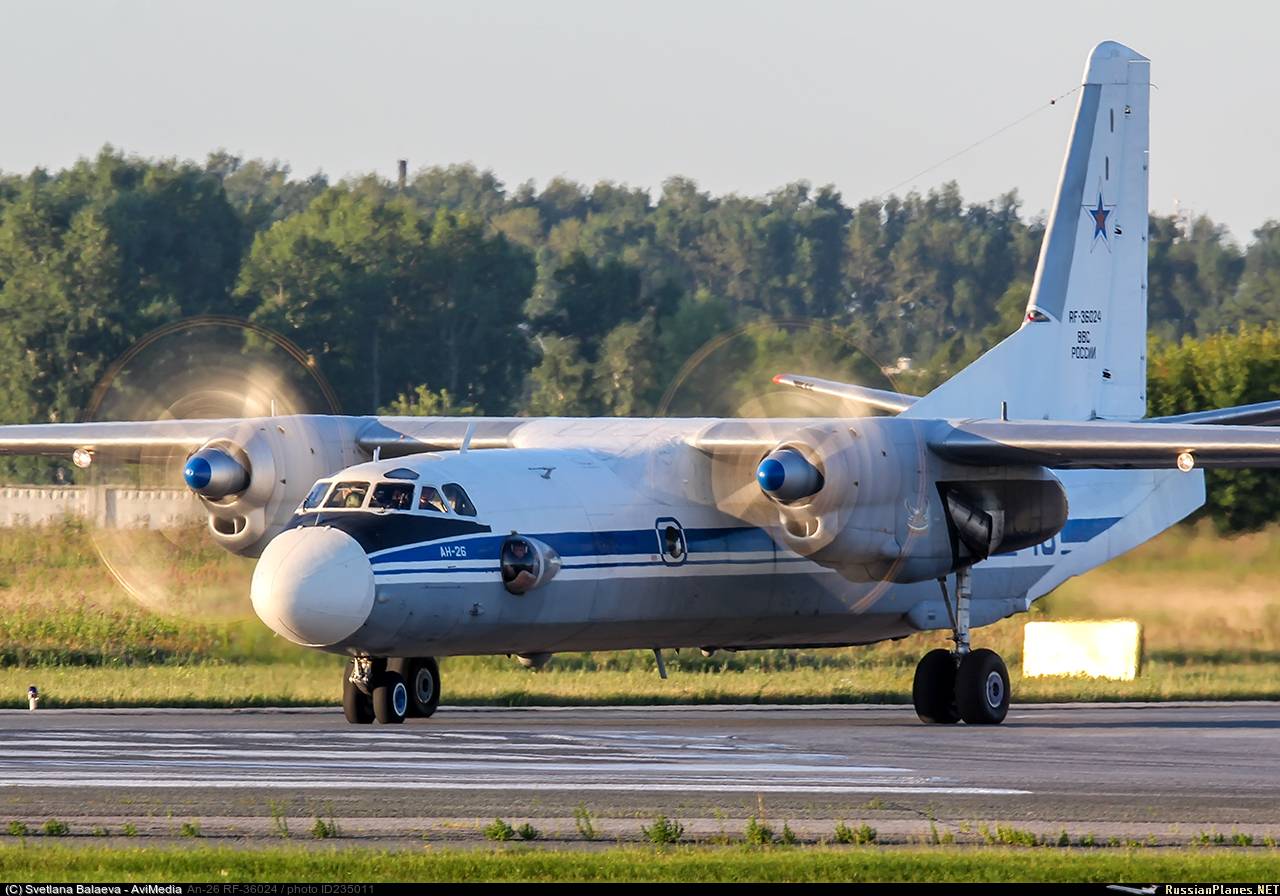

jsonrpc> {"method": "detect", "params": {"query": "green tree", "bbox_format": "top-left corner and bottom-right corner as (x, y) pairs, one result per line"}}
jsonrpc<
(527, 336), (594, 416)
(1148, 326), (1280, 532)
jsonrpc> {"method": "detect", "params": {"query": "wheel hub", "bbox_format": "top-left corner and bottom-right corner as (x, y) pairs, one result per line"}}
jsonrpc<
(414, 667), (435, 704)
(985, 670), (1004, 708)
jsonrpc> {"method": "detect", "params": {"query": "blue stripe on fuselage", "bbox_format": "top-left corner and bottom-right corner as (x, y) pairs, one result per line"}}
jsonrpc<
(366, 516), (1123, 572)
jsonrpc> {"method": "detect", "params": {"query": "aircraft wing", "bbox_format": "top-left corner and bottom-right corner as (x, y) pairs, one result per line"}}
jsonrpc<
(772, 374), (916, 414)
(930, 418), (1280, 469)
(0, 419), (240, 458)
(356, 417), (525, 456)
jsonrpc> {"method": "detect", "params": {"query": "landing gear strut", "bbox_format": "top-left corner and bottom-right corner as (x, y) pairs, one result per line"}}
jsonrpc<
(343, 656), (440, 724)
(912, 567), (1010, 725)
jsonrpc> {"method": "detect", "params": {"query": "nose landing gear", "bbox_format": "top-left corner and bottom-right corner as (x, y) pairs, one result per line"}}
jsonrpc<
(912, 568), (1011, 725)
(343, 656), (441, 724)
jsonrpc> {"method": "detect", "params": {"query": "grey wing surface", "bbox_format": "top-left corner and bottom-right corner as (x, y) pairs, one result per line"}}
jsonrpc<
(0, 419), (242, 457)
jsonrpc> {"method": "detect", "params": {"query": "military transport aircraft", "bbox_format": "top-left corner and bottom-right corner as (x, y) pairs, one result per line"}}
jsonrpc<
(3, 41), (1277, 726)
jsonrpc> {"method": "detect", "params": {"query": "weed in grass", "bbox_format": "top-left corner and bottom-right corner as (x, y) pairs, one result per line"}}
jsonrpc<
(484, 819), (515, 842)
(310, 818), (338, 840)
(7, 821), (28, 837)
(864, 798), (884, 811)
(573, 804), (596, 841)
(268, 800), (290, 839)
(516, 823), (539, 841)
(780, 824), (798, 846)
(995, 825), (1040, 848)
(179, 822), (201, 839)
(834, 822), (876, 845)
(1107, 837), (1122, 848)
(91, 826), (108, 837)
(43, 819), (69, 837)
(928, 822), (941, 845)
(1056, 830), (1070, 847)
(121, 823), (137, 838)
(1080, 833), (1097, 848)
(1233, 832), (1255, 847)
(745, 816), (775, 847)
(1264, 836), (1278, 849)
(642, 815), (684, 846)
(940, 829), (955, 845)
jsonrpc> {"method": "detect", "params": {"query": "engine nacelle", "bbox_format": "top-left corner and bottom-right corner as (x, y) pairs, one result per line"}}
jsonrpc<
(186, 415), (367, 557)
(755, 417), (1068, 585)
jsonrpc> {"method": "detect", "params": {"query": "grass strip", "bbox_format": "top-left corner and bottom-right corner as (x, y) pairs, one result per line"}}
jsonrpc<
(1, 658), (1277, 709)
(1, 844), (1278, 883)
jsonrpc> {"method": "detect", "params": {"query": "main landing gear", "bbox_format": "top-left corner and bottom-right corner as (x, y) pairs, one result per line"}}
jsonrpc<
(343, 656), (441, 724)
(912, 567), (1011, 725)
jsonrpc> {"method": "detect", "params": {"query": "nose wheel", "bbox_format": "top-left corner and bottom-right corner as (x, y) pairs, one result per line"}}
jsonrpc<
(912, 568), (1011, 725)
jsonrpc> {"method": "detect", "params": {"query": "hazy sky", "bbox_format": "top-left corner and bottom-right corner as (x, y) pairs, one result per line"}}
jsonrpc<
(5, 1), (1276, 240)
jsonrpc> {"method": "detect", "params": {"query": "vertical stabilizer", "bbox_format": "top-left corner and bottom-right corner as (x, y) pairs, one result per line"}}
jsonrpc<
(905, 41), (1150, 421)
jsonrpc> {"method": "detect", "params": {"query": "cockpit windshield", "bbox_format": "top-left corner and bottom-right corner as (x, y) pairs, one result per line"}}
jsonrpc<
(301, 481), (330, 510)
(442, 483), (477, 517)
(370, 482), (414, 511)
(418, 486), (448, 514)
(324, 481), (370, 509)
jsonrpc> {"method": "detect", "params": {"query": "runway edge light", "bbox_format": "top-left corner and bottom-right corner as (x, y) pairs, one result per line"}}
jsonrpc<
(1022, 620), (1142, 681)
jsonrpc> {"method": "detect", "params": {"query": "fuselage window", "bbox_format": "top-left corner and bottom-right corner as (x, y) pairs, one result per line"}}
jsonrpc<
(419, 486), (448, 514)
(370, 482), (414, 511)
(324, 481), (370, 509)
(302, 481), (330, 510)
(442, 483), (477, 517)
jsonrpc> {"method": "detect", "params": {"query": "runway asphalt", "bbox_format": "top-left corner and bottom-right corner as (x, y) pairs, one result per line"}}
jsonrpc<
(0, 702), (1277, 844)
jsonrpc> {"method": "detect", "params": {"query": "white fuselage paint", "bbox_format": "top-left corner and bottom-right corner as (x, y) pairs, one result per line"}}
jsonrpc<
(253, 417), (1204, 659)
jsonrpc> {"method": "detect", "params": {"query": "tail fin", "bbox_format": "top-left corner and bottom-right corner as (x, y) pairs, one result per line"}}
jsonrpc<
(905, 41), (1151, 421)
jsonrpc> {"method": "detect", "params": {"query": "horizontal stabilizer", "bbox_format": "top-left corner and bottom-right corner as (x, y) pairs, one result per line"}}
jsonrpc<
(772, 374), (916, 414)
(1150, 399), (1280, 427)
(930, 418), (1280, 469)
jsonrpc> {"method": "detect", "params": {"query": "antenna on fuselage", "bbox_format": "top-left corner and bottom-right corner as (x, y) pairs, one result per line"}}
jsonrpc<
(460, 421), (476, 454)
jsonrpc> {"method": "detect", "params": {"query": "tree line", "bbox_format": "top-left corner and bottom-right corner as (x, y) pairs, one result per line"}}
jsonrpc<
(0, 147), (1278, 530)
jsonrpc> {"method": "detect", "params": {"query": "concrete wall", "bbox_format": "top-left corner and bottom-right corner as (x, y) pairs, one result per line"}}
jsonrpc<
(0, 486), (204, 528)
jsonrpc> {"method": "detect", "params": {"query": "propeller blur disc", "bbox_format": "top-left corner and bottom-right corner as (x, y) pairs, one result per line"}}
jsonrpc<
(655, 317), (929, 612)
(82, 316), (339, 623)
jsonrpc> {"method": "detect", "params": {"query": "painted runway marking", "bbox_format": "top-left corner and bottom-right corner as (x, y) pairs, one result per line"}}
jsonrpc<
(0, 726), (1030, 797)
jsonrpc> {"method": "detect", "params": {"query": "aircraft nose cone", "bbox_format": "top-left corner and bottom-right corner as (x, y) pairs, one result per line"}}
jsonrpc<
(251, 527), (375, 647)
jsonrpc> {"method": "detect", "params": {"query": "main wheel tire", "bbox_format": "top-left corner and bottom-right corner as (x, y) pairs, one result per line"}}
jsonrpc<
(956, 648), (1010, 725)
(372, 670), (409, 724)
(912, 648), (961, 724)
(388, 657), (441, 718)
(342, 660), (374, 725)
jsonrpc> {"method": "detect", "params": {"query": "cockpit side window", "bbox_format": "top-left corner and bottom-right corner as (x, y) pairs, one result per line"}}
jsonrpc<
(442, 483), (477, 517)
(302, 481), (330, 510)
(370, 482), (414, 511)
(324, 481), (370, 509)
(418, 486), (448, 514)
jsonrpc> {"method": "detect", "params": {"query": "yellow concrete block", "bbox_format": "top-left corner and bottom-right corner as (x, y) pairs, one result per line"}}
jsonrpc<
(1022, 620), (1142, 680)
